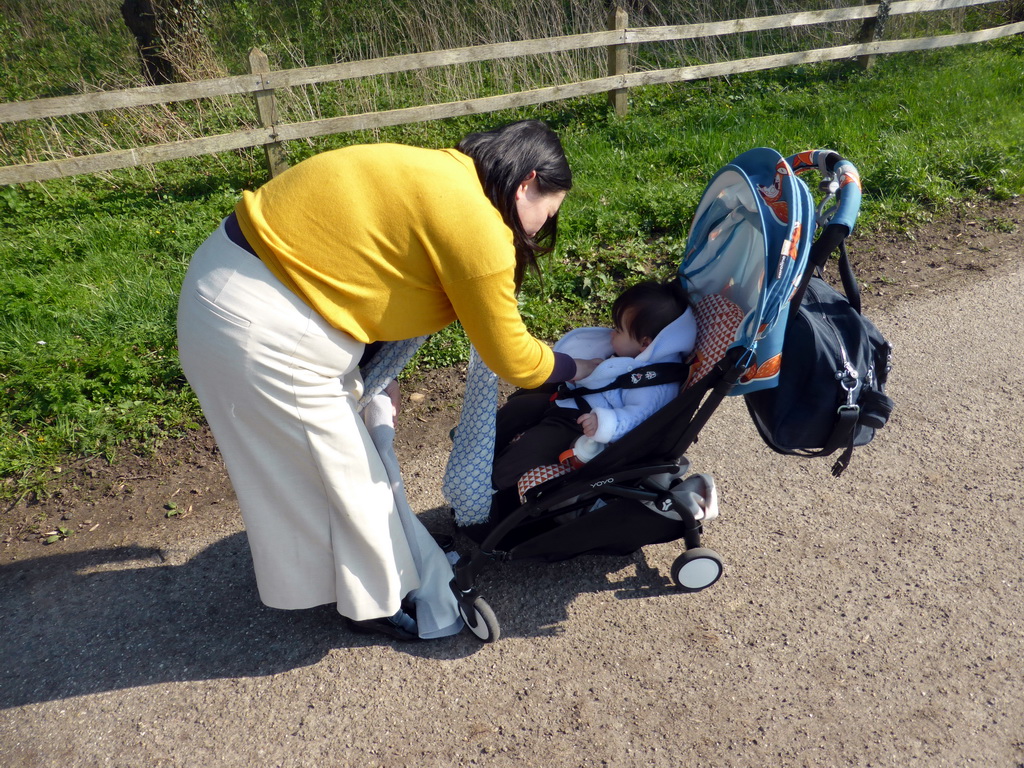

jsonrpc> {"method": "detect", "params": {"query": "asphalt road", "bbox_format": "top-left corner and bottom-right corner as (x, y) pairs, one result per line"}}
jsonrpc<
(2, 265), (1022, 767)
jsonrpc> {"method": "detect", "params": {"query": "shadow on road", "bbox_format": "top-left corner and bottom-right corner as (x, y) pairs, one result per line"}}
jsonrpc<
(443, 515), (685, 640)
(1, 534), (348, 709)
(1, 523), (679, 709)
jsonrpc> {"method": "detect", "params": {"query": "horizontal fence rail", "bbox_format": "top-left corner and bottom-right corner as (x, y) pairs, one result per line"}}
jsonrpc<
(0, 0), (999, 124)
(0, 0), (1017, 185)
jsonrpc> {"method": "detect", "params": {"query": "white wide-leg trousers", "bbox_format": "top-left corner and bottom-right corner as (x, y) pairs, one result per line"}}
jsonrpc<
(176, 222), (423, 621)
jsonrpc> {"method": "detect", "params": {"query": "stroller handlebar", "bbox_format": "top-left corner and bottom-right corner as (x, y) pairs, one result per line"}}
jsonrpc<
(787, 150), (862, 235)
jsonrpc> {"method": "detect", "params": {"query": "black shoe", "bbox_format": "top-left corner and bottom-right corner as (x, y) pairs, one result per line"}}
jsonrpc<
(429, 531), (456, 553)
(348, 609), (419, 641)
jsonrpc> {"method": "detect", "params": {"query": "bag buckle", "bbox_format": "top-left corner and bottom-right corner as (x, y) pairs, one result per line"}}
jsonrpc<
(837, 363), (859, 406)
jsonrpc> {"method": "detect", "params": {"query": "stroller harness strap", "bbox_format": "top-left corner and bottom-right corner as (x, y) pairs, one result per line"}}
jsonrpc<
(552, 362), (693, 411)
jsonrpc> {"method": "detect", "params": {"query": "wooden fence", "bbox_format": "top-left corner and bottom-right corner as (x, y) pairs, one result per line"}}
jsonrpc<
(0, 0), (1020, 185)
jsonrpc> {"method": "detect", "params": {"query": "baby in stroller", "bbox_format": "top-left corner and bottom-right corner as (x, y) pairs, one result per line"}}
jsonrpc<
(492, 278), (697, 493)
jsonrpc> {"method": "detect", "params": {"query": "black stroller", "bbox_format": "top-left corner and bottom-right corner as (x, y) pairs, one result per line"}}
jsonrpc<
(448, 148), (863, 642)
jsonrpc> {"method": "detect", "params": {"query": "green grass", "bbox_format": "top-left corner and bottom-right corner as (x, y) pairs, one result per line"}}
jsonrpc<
(2, 37), (1023, 499)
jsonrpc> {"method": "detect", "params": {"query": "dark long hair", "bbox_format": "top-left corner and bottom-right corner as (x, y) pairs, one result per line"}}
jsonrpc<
(457, 120), (572, 288)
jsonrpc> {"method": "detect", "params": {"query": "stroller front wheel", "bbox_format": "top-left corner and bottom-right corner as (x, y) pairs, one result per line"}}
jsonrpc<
(671, 547), (723, 592)
(459, 595), (501, 643)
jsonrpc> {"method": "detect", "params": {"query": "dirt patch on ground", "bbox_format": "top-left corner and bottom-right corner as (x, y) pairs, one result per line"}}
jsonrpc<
(2, 197), (1021, 563)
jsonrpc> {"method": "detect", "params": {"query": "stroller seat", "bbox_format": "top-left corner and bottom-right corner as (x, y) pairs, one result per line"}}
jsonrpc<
(686, 293), (747, 389)
(514, 291), (747, 503)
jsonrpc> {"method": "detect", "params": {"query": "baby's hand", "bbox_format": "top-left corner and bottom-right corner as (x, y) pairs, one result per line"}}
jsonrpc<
(577, 412), (598, 437)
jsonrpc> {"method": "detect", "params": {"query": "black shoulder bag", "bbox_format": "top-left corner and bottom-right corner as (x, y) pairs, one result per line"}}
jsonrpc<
(744, 230), (894, 477)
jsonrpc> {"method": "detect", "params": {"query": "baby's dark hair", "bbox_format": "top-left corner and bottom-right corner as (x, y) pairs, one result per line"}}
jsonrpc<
(611, 279), (691, 343)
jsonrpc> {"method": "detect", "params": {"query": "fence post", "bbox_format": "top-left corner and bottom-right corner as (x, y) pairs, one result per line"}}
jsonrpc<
(607, 6), (629, 116)
(857, 0), (892, 71)
(248, 47), (289, 178)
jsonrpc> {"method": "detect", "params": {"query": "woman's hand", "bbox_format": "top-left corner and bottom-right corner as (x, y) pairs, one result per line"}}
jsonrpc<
(571, 357), (604, 382)
(577, 412), (599, 437)
(384, 379), (401, 419)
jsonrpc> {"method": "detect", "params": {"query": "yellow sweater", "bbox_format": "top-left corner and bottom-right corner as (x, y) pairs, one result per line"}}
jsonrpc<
(235, 144), (554, 389)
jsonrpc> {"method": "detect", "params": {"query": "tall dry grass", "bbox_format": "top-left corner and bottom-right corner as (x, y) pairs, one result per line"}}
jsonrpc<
(0, 0), (1005, 168)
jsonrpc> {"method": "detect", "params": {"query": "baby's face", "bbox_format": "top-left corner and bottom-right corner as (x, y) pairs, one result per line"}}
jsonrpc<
(610, 308), (648, 358)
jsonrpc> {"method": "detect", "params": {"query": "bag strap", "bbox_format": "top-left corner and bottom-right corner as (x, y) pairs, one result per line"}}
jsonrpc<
(836, 242), (862, 314)
(789, 217), (844, 312)
(783, 403), (858, 478)
(791, 229), (862, 317)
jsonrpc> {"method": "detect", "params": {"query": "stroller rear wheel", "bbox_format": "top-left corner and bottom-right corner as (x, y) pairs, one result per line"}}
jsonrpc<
(459, 595), (501, 643)
(671, 547), (723, 592)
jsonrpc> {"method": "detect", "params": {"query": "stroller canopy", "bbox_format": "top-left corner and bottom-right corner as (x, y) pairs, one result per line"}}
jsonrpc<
(679, 148), (815, 395)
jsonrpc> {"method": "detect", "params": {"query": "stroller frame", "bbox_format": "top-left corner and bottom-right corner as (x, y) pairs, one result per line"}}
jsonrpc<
(450, 346), (748, 642)
(449, 148), (862, 642)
